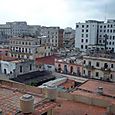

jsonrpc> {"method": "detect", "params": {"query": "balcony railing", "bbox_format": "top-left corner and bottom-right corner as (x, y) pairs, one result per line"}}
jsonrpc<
(84, 65), (95, 70)
(101, 67), (111, 73)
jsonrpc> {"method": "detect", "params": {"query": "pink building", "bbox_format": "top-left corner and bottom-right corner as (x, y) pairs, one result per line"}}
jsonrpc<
(55, 58), (83, 76)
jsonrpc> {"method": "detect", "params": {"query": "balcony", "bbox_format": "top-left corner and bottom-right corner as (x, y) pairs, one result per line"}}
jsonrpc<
(84, 65), (95, 70)
(101, 67), (111, 73)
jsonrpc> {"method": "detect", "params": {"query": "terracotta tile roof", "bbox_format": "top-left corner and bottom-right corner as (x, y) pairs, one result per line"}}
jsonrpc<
(77, 80), (115, 97)
(53, 99), (106, 115)
(0, 84), (56, 115)
(71, 79), (115, 104)
(36, 55), (59, 65)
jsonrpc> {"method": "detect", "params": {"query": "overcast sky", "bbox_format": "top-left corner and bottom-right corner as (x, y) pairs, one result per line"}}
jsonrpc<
(0, 0), (115, 28)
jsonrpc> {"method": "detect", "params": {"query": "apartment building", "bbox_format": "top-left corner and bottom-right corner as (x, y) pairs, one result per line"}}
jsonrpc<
(63, 27), (75, 48)
(55, 57), (83, 76)
(75, 19), (115, 52)
(83, 52), (115, 82)
(41, 26), (64, 48)
(6, 21), (28, 37)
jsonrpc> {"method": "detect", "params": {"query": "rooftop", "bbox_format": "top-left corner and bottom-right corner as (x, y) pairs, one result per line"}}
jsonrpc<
(53, 99), (106, 115)
(0, 80), (56, 115)
(36, 55), (59, 65)
(0, 79), (115, 114)
(11, 70), (55, 86)
(72, 80), (115, 104)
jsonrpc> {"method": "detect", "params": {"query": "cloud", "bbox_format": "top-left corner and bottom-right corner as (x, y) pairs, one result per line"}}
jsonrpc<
(0, 0), (115, 28)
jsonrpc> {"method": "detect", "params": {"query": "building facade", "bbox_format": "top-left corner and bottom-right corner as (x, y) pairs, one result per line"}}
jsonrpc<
(0, 59), (37, 78)
(63, 27), (75, 48)
(75, 19), (115, 52)
(41, 26), (64, 48)
(9, 36), (53, 59)
(55, 58), (83, 76)
(83, 54), (115, 82)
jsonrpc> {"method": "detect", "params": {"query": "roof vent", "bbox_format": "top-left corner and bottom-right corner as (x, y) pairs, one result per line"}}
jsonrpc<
(20, 94), (34, 114)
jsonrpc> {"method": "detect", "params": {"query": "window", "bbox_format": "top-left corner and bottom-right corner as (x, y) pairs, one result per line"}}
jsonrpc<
(76, 25), (79, 28)
(86, 34), (88, 38)
(111, 64), (113, 68)
(81, 39), (84, 43)
(100, 30), (102, 32)
(109, 42), (111, 45)
(86, 25), (89, 28)
(85, 45), (87, 49)
(88, 61), (91, 66)
(104, 63), (108, 68)
(96, 72), (99, 77)
(110, 29), (112, 33)
(82, 29), (84, 32)
(20, 66), (23, 73)
(86, 39), (88, 43)
(82, 25), (84, 28)
(4, 69), (7, 74)
(110, 74), (113, 79)
(100, 25), (102, 28)
(82, 34), (84, 37)
(30, 64), (32, 70)
(104, 25), (106, 28)
(83, 60), (86, 64)
(86, 29), (88, 32)
(83, 70), (85, 74)
(96, 62), (100, 67)
(81, 45), (83, 49)
(108, 25), (110, 28)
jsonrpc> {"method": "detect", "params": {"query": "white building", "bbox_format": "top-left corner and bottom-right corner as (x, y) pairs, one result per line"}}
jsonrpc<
(75, 19), (115, 52)
(83, 53), (115, 82)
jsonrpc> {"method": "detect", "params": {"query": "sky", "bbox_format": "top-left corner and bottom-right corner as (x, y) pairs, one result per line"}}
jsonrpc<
(0, 0), (115, 28)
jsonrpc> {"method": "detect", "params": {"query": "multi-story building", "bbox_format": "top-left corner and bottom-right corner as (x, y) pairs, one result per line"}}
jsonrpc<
(6, 21), (28, 37)
(9, 36), (53, 59)
(41, 26), (64, 48)
(63, 27), (75, 48)
(75, 19), (115, 52)
(55, 57), (83, 76)
(83, 52), (115, 82)
(28, 25), (41, 36)
(0, 59), (37, 78)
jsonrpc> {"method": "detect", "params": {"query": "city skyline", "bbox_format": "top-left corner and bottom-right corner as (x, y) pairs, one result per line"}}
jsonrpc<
(0, 0), (115, 28)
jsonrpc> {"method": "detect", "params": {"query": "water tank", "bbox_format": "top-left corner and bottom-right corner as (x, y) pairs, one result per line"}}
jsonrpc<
(97, 87), (103, 95)
(20, 94), (34, 114)
(45, 86), (57, 101)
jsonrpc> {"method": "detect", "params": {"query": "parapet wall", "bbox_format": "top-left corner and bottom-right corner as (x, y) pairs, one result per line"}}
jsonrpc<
(0, 79), (115, 114)
(0, 79), (42, 94)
